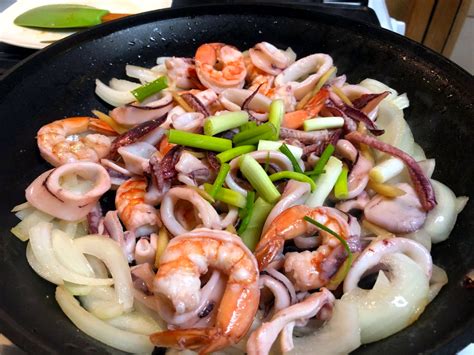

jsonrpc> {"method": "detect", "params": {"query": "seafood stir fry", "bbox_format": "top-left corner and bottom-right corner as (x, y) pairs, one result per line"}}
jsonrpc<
(11, 42), (468, 354)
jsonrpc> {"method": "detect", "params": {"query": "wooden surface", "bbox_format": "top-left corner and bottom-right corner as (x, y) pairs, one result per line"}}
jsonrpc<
(424, 0), (462, 52)
(443, 0), (472, 56)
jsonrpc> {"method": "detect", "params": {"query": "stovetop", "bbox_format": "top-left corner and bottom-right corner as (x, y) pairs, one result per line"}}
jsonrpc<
(0, 0), (379, 77)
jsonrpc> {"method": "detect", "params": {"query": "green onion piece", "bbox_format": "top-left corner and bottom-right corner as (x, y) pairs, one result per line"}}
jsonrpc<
(303, 215), (353, 279)
(209, 163), (230, 198)
(240, 121), (257, 132)
(233, 122), (276, 145)
(334, 166), (349, 199)
(167, 130), (232, 152)
(203, 183), (246, 208)
(204, 111), (249, 136)
(308, 143), (335, 177)
(269, 171), (316, 191)
(239, 154), (281, 203)
(237, 191), (256, 234)
(279, 143), (303, 173)
(239, 197), (274, 251)
(306, 156), (343, 207)
(236, 129), (276, 146)
(131, 76), (168, 102)
(215, 145), (256, 164)
(303, 117), (345, 131)
(268, 99), (285, 140)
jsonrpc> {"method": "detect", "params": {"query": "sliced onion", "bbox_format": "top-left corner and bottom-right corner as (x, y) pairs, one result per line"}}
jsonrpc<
(422, 180), (466, 243)
(359, 78), (398, 100)
(26, 242), (63, 284)
(55, 286), (154, 354)
(29, 223), (113, 286)
(126, 65), (160, 84)
(375, 100), (414, 158)
(11, 201), (32, 212)
(64, 282), (92, 296)
(74, 235), (134, 311)
(86, 255), (110, 278)
(106, 311), (162, 335)
(428, 264), (448, 302)
(342, 253), (429, 344)
(80, 286), (124, 319)
(290, 300), (361, 355)
(95, 79), (135, 107)
(109, 78), (141, 92)
(390, 93), (410, 110)
(10, 209), (54, 241)
(52, 229), (94, 277)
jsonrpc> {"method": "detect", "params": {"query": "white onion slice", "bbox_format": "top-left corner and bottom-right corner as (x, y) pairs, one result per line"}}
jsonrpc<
(11, 201), (32, 212)
(29, 223), (113, 286)
(428, 264), (448, 302)
(10, 209), (54, 241)
(74, 235), (134, 311)
(64, 282), (92, 296)
(26, 242), (63, 284)
(106, 311), (162, 335)
(290, 300), (361, 355)
(109, 78), (141, 92)
(126, 65), (160, 84)
(342, 253), (430, 344)
(95, 79), (135, 107)
(52, 229), (94, 277)
(80, 286), (125, 320)
(55, 286), (154, 354)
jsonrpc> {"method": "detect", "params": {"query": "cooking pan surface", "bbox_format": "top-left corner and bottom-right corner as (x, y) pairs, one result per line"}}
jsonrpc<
(0, 4), (472, 354)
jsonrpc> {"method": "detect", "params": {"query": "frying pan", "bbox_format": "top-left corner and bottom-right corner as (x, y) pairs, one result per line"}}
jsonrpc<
(0, 4), (472, 354)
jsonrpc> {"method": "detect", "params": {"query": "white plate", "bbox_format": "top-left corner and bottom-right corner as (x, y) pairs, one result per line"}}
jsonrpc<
(0, 0), (171, 49)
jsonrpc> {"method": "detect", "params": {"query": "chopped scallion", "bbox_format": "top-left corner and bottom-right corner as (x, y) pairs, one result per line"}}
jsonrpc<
(237, 129), (276, 146)
(303, 215), (353, 278)
(131, 76), (168, 102)
(239, 197), (274, 251)
(269, 171), (316, 191)
(305, 156), (343, 207)
(303, 117), (344, 131)
(268, 99), (285, 140)
(203, 183), (246, 208)
(232, 122), (276, 146)
(215, 145), (256, 164)
(334, 166), (349, 199)
(209, 163), (230, 198)
(308, 143), (335, 177)
(167, 130), (232, 152)
(237, 191), (256, 234)
(204, 111), (249, 136)
(240, 121), (257, 131)
(279, 144), (303, 173)
(239, 154), (281, 203)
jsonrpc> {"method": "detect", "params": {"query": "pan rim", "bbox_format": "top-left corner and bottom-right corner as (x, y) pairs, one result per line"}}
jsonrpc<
(0, 3), (472, 354)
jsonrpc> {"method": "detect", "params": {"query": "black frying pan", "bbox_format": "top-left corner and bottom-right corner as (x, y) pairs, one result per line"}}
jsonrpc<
(0, 4), (472, 354)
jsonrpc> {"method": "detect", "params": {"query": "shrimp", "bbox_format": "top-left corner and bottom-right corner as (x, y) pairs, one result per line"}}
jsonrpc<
(115, 177), (159, 236)
(254, 205), (354, 291)
(150, 228), (260, 354)
(195, 43), (247, 93)
(37, 117), (113, 167)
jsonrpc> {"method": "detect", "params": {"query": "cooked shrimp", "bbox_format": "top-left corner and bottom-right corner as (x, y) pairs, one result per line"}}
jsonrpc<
(151, 228), (260, 354)
(37, 117), (113, 167)
(115, 177), (159, 236)
(254, 205), (354, 291)
(195, 43), (247, 93)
